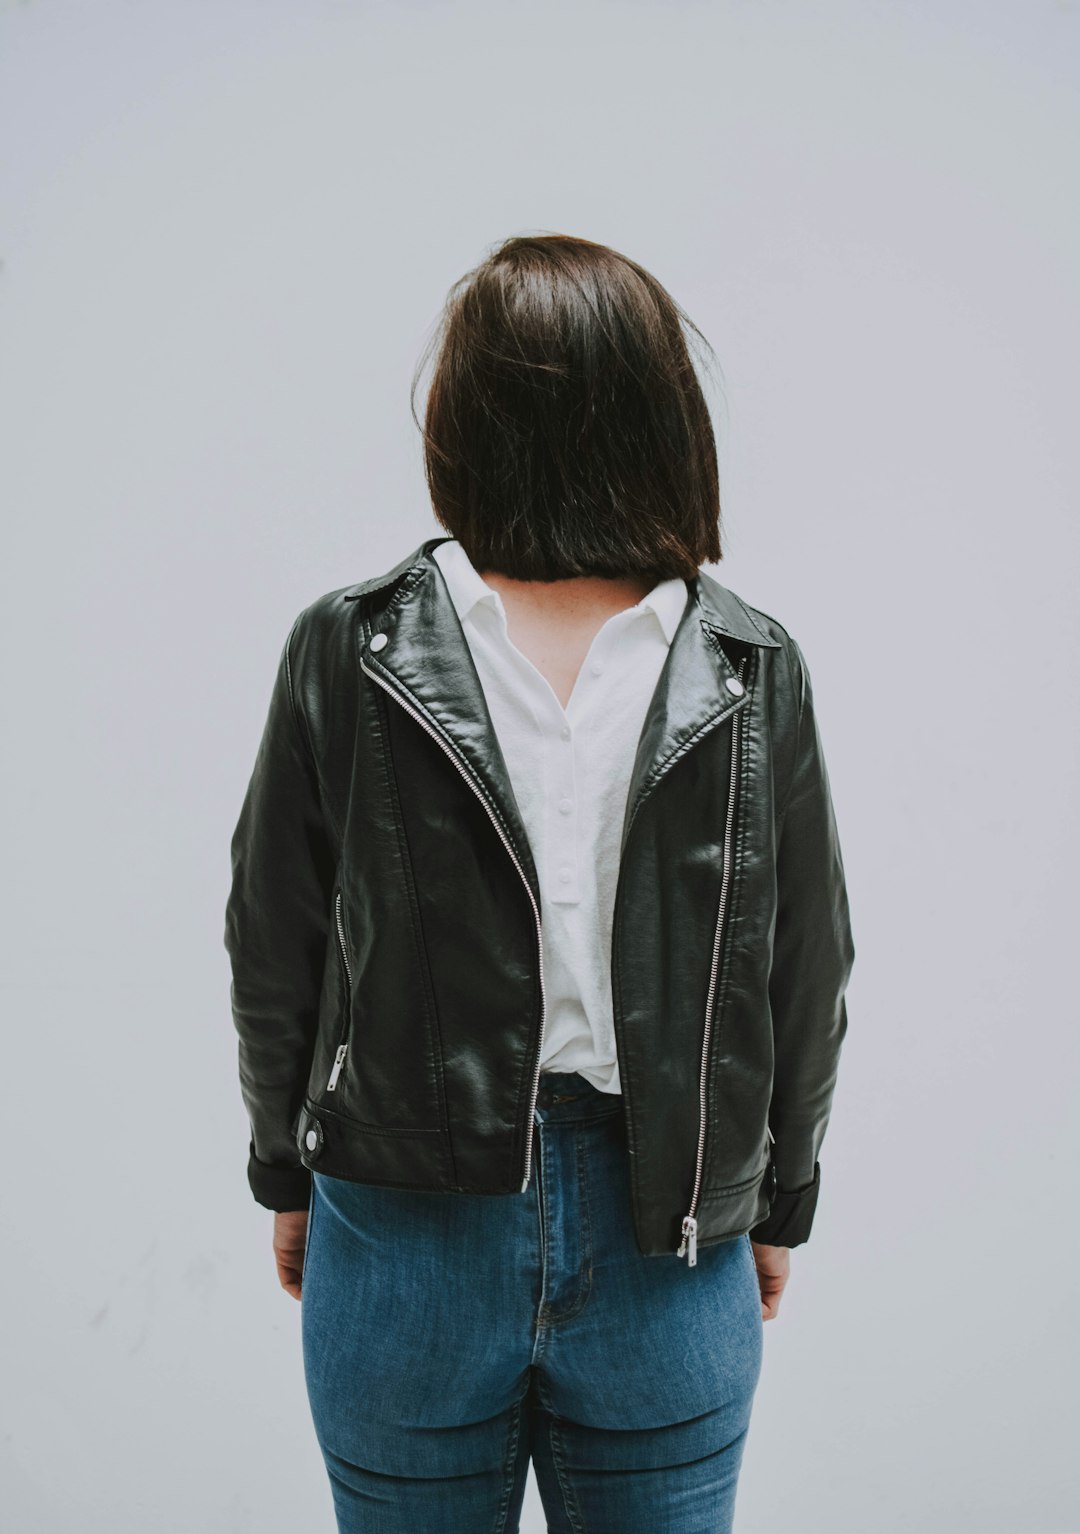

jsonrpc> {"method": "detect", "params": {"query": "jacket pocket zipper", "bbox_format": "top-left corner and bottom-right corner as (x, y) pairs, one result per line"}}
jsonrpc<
(327, 889), (353, 1092)
(677, 654), (749, 1267)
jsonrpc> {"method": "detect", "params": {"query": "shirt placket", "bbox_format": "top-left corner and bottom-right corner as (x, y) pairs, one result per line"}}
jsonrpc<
(547, 701), (580, 906)
(546, 618), (625, 907)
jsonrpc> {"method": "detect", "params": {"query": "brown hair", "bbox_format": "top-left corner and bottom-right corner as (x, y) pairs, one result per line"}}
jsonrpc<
(411, 233), (724, 582)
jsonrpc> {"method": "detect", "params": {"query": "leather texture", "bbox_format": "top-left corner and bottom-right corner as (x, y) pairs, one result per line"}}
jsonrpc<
(223, 535), (855, 1255)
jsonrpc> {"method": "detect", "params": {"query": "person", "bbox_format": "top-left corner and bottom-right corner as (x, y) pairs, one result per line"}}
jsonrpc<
(223, 232), (855, 1534)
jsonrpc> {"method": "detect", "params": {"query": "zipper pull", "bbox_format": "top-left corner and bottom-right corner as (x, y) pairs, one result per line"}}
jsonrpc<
(677, 1214), (698, 1266)
(327, 1044), (347, 1091)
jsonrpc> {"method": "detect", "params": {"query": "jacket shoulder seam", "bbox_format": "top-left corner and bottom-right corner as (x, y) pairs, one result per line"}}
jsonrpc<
(775, 638), (806, 830)
(727, 589), (786, 648)
(702, 587), (805, 825)
(282, 614), (309, 758)
(283, 599), (348, 846)
(738, 606), (804, 829)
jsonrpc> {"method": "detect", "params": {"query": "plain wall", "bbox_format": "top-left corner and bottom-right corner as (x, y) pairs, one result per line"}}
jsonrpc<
(2, 2), (1077, 1530)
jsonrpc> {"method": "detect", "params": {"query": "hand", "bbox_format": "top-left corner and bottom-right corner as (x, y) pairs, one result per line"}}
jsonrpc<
(749, 1239), (790, 1320)
(273, 1210), (309, 1300)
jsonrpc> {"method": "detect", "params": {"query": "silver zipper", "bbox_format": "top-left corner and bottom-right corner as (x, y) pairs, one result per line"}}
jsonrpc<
(677, 655), (749, 1267)
(359, 649), (547, 1193)
(327, 890), (353, 1091)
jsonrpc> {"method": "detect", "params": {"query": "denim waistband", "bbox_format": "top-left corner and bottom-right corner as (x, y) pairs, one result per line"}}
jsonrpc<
(533, 1070), (625, 1125)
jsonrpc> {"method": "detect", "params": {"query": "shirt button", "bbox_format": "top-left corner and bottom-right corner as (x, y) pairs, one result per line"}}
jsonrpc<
(558, 798), (573, 815)
(559, 867), (572, 883)
(561, 724), (571, 740)
(590, 661), (603, 676)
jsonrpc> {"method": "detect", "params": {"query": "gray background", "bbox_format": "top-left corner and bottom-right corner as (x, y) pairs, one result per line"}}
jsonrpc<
(2, 2), (1076, 1530)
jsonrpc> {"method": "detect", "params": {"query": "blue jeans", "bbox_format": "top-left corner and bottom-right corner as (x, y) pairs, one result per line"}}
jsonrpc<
(301, 1070), (764, 1532)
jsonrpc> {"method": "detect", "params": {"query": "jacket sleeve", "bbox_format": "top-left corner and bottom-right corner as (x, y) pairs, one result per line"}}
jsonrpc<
(749, 636), (855, 1247)
(223, 613), (337, 1213)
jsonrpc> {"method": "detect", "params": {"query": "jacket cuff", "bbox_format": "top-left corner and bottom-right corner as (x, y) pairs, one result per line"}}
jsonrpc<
(246, 1141), (313, 1212)
(749, 1161), (821, 1246)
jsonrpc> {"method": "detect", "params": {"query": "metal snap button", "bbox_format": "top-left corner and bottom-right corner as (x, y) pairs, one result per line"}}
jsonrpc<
(369, 632), (388, 652)
(725, 675), (745, 696)
(301, 1118), (324, 1158)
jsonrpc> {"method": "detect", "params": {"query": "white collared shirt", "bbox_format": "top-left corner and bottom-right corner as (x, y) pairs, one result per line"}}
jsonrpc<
(432, 536), (689, 1095)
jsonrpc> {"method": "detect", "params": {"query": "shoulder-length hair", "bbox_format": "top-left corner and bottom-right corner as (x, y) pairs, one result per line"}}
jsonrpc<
(411, 233), (724, 582)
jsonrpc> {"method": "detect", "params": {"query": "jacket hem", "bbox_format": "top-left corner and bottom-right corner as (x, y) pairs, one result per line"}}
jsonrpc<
(298, 1099), (454, 1188)
(747, 1160), (821, 1246)
(633, 1164), (775, 1256)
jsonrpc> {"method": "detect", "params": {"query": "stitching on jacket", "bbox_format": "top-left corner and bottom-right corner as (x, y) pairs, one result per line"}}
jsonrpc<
(351, 552), (514, 851)
(356, 576), (541, 1189)
(774, 636), (805, 833)
(363, 653), (534, 894)
(699, 1162), (769, 1199)
(729, 589), (782, 646)
(625, 693), (749, 847)
(356, 580), (539, 1187)
(363, 604), (457, 1172)
(382, 562), (427, 617)
(612, 643), (749, 1237)
(705, 647), (754, 1177)
(305, 1096), (446, 1136)
(284, 612), (346, 847)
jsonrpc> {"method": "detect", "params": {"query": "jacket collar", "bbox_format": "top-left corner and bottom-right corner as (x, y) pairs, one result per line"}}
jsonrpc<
(345, 536), (780, 891)
(344, 535), (780, 648)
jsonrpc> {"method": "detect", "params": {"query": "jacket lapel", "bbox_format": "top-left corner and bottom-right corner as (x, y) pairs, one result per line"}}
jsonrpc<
(347, 537), (781, 893)
(351, 538), (542, 901)
(618, 569), (781, 857)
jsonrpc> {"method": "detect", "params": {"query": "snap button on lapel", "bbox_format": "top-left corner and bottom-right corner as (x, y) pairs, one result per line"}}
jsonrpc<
(725, 675), (745, 696)
(305, 1129), (318, 1151)
(369, 632), (388, 652)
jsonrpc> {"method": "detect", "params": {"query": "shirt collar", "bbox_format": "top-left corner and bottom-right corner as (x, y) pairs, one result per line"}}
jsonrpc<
(634, 572), (689, 645)
(432, 537), (687, 647)
(432, 536), (504, 628)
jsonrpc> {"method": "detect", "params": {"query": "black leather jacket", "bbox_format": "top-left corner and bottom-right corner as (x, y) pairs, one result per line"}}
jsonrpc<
(223, 535), (855, 1260)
